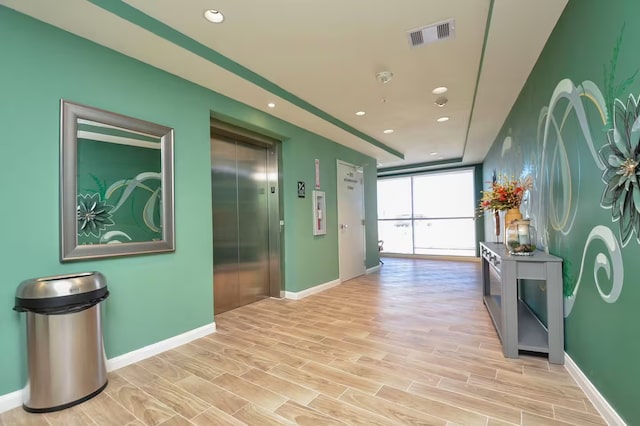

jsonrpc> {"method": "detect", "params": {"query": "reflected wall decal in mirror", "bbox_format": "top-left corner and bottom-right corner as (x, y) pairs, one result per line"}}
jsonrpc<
(60, 100), (175, 261)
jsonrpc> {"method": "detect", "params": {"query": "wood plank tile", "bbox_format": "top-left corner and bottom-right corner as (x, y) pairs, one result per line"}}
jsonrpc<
(0, 407), (50, 426)
(468, 374), (587, 411)
(433, 347), (524, 374)
(177, 346), (251, 377)
(233, 404), (295, 425)
(79, 392), (137, 425)
(308, 394), (400, 426)
(215, 329), (280, 348)
(108, 384), (176, 425)
(140, 378), (209, 419)
(356, 355), (442, 386)
(174, 375), (248, 415)
(116, 364), (160, 387)
(201, 332), (260, 350)
(376, 385), (488, 425)
(192, 407), (246, 426)
(274, 400), (346, 425)
(496, 371), (584, 399)
(328, 359), (413, 390)
(520, 365), (574, 384)
(252, 329), (305, 346)
(262, 322), (326, 342)
(236, 342), (308, 368)
(172, 343), (213, 358)
(215, 346), (274, 371)
(362, 330), (439, 353)
(106, 372), (133, 395)
(405, 349), (499, 378)
(338, 388), (446, 425)
(273, 342), (336, 364)
(553, 405), (607, 425)
(269, 364), (347, 398)
(438, 378), (555, 418)
(157, 416), (194, 426)
(300, 361), (382, 394)
(240, 368), (319, 405)
(319, 336), (387, 359)
(487, 418), (519, 426)
(409, 381), (521, 424)
(137, 356), (192, 384)
(383, 353), (470, 382)
(522, 412), (574, 425)
(292, 339), (361, 362)
(341, 336), (413, 356)
(158, 351), (223, 381)
(45, 404), (96, 426)
(211, 373), (287, 412)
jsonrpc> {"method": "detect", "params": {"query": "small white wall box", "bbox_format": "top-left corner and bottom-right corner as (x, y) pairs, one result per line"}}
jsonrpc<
(312, 190), (327, 235)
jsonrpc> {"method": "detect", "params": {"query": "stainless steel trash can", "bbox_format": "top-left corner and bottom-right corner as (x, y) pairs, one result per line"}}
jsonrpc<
(14, 272), (109, 413)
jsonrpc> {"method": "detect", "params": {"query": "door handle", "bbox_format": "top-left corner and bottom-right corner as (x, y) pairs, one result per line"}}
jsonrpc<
(340, 224), (349, 230)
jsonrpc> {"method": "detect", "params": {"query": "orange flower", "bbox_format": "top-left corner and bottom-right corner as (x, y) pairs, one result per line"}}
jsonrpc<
(478, 174), (532, 213)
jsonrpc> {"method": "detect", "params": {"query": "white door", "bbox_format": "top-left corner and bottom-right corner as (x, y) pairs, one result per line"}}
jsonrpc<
(337, 161), (366, 281)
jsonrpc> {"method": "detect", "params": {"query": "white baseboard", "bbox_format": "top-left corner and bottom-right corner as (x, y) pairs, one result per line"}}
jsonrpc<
(366, 265), (381, 274)
(107, 322), (216, 371)
(0, 322), (216, 414)
(564, 353), (626, 426)
(0, 390), (23, 415)
(285, 278), (341, 300)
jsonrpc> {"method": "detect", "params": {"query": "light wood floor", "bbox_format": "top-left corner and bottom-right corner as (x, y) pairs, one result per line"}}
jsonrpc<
(1, 258), (606, 425)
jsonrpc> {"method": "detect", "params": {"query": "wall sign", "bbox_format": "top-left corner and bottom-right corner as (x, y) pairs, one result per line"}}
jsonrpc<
(297, 181), (306, 198)
(315, 159), (320, 189)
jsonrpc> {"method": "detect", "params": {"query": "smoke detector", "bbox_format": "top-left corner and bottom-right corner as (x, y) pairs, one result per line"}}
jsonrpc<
(376, 71), (394, 84)
(435, 96), (448, 107)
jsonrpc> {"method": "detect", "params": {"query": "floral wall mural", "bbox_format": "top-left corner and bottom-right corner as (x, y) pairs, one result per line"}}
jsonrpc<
(482, 1), (640, 423)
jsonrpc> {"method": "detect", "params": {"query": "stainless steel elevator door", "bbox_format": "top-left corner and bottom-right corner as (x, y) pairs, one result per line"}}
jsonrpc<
(211, 137), (270, 314)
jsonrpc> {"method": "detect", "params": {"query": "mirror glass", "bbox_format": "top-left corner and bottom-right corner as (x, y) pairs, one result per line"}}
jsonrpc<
(61, 100), (174, 261)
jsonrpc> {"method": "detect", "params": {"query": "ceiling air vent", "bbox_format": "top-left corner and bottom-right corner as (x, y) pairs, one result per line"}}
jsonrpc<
(407, 19), (455, 48)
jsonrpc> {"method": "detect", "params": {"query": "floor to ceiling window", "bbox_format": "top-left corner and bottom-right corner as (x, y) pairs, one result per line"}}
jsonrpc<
(377, 168), (476, 256)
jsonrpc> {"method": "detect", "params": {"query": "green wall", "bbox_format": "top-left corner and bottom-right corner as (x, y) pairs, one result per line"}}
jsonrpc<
(0, 7), (378, 397)
(283, 142), (379, 293)
(482, 0), (640, 422)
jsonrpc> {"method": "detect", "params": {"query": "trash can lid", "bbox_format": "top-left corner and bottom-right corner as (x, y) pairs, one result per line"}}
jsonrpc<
(16, 272), (107, 300)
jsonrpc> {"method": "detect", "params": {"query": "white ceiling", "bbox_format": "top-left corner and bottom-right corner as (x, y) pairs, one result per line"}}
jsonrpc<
(1, 0), (568, 170)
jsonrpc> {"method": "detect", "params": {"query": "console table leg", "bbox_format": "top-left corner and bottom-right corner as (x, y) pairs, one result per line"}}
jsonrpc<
(501, 263), (519, 358)
(547, 262), (564, 364)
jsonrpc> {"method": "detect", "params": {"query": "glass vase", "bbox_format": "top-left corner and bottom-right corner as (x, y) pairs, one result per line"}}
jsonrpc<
(506, 219), (537, 255)
(503, 208), (522, 244)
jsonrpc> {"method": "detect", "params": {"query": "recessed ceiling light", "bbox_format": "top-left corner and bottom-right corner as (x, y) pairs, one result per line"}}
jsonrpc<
(437, 116), (450, 123)
(355, 111), (366, 116)
(432, 86), (448, 95)
(267, 102), (276, 108)
(204, 9), (224, 23)
(430, 152), (438, 156)
(383, 129), (394, 134)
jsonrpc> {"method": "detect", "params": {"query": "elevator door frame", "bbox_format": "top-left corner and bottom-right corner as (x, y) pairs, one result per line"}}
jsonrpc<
(211, 122), (283, 302)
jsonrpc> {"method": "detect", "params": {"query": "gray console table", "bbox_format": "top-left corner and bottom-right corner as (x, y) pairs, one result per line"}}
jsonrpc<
(479, 242), (564, 364)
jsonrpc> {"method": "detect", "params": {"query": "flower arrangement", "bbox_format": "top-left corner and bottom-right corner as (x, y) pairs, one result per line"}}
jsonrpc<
(479, 174), (532, 213)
